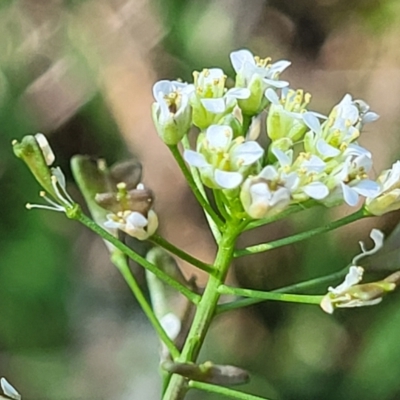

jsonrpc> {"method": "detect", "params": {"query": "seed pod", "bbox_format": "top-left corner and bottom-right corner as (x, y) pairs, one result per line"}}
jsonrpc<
(161, 360), (249, 386)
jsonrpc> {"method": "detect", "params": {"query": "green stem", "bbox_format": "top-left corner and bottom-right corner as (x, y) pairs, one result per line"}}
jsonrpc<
(111, 250), (180, 359)
(214, 190), (231, 222)
(217, 266), (348, 314)
(73, 209), (201, 304)
(162, 222), (241, 400)
(242, 114), (252, 136)
(180, 137), (222, 243)
(168, 144), (224, 230)
(235, 209), (367, 257)
(150, 234), (214, 274)
(188, 380), (271, 400)
(218, 285), (323, 305)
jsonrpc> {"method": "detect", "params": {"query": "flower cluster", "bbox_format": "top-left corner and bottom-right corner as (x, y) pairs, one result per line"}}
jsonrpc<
(152, 49), (400, 219)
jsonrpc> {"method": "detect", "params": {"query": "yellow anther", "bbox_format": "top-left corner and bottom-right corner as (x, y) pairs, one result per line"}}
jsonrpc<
(235, 136), (245, 144)
(26, 203), (32, 209)
(254, 56), (271, 68)
(304, 93), (311, 104)
(39, 191), (46, 197)
(117, 182), (127, 190)
(11, 139), (18, 145)
(339, 143), (348, 152)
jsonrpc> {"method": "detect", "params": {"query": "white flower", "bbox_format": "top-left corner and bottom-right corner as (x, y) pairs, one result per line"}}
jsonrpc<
(323, 150), (378, 207)
(240, 168), (291, 219)
(271, 148), (329, 202)
(104, 209), (158, 241)
(152, 80), (193, 145)
(184, 125), (264, 189)
(320, 229), (387, 314)
(230, 49), (290, 115)
(191, 68), (249, 129)
(265, 88), (314, 142)
(365, 161), (400, 216)
(1, 378), (21, 400)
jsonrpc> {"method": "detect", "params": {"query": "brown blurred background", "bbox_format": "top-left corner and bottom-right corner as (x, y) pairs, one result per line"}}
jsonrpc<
(1, 0), (400, 399)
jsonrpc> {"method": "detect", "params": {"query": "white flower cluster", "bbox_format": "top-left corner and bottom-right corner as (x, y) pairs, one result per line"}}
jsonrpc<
(152, 49), (400, 219)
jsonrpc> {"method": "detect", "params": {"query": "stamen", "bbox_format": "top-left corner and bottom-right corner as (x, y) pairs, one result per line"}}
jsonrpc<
(51, 176), (72, 206)
(26, 202), (64, 212)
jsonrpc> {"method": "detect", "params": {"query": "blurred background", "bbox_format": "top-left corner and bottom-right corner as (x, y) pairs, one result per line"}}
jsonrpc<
(1, 0), (400, 399)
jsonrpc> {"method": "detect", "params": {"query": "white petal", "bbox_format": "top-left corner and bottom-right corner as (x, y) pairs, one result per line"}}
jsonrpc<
(263, 78), (289, 88)
(269, 60), (291, 73)
(362, 111), (379, 124)
(214, 170), (243, 189)
(206, 125), (232, 149)
(329, 266), (364, 294)
(265, 88), (280, 104)
(352, 229), (385, 265)
(251, 182), (271, 201)
(1, 378), (21, 400)
(126, 211), (148, 228)
(301, 155), (326, 173)
(316, 139), (340, 158)
(303, 182), (329, 199)
(303, 112), (322, 134)
(345, 144), (371, 158)
(226, 87), (251, 99)
(341, 183), (359, 206)
(259, 165), (279, 181)
(184, 150), (209, 168)
(352, 179), (379, 197)
(104, 219), (123, 230)
(160, 313), (181, 340)
(51, 166), (67, 189)
(232, 141), (264, 165)
(201, 98), (226, 113)
(35, 133), (55, 166)
(230, 49), (254, 72)
(272, 148), (292, 167)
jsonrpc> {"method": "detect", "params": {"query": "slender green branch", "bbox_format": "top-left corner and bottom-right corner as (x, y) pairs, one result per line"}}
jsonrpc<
(72, 210), (201, 304)
(150, 234), (214, 274)
(217, 266), (348, 314)
(235, 208), (367, 257)
(168, 144), (224, 230)
(188, 380), (271, 400)
(180, 136), (222, 242)
(218, 285), (323, 305)
(214, 190), (231, 222)
(111, 250), (180, 359)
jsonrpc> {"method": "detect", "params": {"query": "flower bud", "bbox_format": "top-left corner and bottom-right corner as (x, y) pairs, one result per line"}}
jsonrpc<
(265, 88), (311, 142)
(12, 134), (55, 197)
(240, 168), (291, 219)
(161, 361), (249, 386)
